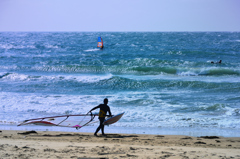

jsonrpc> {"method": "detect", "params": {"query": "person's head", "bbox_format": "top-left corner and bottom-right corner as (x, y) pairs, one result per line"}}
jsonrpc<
(104, 98), (108, 104)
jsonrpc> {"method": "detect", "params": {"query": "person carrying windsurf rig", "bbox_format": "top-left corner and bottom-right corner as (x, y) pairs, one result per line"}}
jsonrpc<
(88, 98), (112, 137)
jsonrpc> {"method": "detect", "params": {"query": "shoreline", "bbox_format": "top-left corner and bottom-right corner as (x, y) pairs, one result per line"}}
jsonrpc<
(1, 124), (240, 137)
(1, 129), (240, 159)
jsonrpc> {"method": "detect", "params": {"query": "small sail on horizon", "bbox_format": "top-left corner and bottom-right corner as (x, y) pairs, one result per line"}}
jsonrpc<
(97, 37), (103, 49)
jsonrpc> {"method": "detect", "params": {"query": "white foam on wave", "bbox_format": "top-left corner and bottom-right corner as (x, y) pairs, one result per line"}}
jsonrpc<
(66, 73), (113, 83)
(0, 51), (52, 58)
(0, 72), (29, 81)
(0, 43), (36, 50)
(107, 92), (240, 129)
(0, 72), (113, 83)
(0, 72), (8, 77)
(119, 72), (240, 83)
(177, 71), (198, 76)
(218, 106), (240, 129)
(44, 44), (59, 49)
(0, 92), (111, 124)
(84, 48), (100, 52)
(1, 91), (239, 130)
(40, 73), (113, 83)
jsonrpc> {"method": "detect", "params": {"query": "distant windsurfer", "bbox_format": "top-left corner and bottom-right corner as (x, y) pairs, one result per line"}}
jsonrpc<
(97, 37), (104, 49)
(88, 98), (112, 137)
(211, 60), (222, 64)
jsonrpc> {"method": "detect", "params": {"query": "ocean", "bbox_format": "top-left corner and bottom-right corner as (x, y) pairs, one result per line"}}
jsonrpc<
(0, 32), (239, 137)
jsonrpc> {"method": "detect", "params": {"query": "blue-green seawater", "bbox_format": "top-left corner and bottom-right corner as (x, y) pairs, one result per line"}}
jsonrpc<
(0, 32), (239, 136)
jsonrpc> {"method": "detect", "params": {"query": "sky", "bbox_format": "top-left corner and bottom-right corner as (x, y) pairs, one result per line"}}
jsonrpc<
(0, 0), (240, 32)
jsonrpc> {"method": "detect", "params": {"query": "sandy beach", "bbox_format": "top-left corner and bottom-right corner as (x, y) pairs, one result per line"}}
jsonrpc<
(0, 130), (239, 159)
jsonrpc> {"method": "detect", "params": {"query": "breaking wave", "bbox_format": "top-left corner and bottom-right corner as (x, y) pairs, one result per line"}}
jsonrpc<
(0, 72), (113, 84)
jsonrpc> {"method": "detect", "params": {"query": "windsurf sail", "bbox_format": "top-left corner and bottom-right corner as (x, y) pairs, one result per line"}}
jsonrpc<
(97, 37), (103, 49)
(18, 112), (123, 129)
(18, 114), (97, 129)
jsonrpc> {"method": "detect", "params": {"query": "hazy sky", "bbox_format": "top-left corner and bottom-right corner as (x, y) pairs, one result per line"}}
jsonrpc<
(0, 0), (240, 32)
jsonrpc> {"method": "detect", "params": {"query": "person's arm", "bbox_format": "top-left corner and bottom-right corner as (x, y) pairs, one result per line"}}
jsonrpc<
(88, 105), (100, 114)
(108, 106), (112, 117)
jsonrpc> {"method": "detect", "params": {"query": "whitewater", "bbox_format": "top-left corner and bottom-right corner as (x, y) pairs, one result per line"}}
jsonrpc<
(0, 32), (239, 137)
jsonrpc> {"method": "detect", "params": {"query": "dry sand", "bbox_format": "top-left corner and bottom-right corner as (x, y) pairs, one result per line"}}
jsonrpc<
(0, 130), (240, 159)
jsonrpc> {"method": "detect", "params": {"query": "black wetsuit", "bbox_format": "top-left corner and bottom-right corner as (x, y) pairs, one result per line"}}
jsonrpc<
(90, 104), (112, 135)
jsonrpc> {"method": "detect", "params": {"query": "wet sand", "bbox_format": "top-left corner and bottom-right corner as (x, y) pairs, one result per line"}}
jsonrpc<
(0, 130), (240, 159)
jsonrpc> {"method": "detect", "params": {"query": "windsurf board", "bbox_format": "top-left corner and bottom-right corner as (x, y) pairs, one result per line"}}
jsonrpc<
(103, 112), (124, 125)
